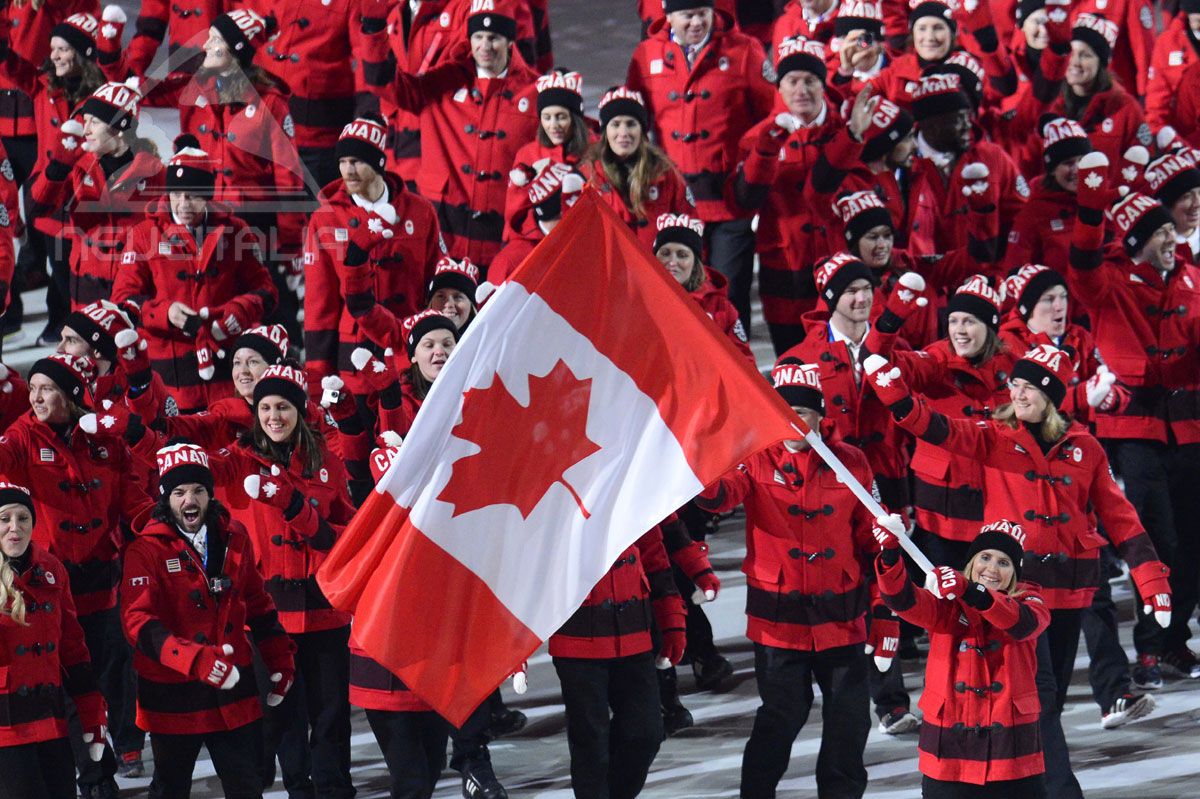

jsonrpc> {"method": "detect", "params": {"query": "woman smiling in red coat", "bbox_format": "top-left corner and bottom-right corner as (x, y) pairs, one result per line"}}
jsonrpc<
(875, 517), (1050, 798)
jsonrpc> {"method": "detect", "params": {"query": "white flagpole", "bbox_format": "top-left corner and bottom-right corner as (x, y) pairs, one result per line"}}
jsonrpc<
(799, 426), (936, 576)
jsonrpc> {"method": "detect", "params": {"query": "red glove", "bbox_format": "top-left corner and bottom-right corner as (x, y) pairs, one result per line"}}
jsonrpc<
(113, 328), (152, 388)
(243, 465), (301, 513)
(0, 363), (13, 395)
(286, 256), (304, 298)
(876, 272), (928, 334)
(960, 162), (997, 212)
(1043, 0), (1072, 45)
(1135, 571), (1172, 629)
(78, 398), (143, 442)
(350, 346), (400, 394)
(192, 644), (240, 689)
(924, 565), (966, 601)
(1119, 145), (1149, 188)
(195, 328), (218, 381)
(653, 595), (687, 668)
(266, 668), (295, 707)
(82, 721), (108, 762)
(1076, 152), (1116, 215)
(49, 120), (85, 169)
(865, 607), (900, 672)
(863, 354), (910, 407)
(669, 539), (720, 603)
(98, 6), (127, 64)
(755, 113), (797, 155)
(202, 305), (244, 343)
(319, 375), (358, 423)
(872, 513), (903, 552)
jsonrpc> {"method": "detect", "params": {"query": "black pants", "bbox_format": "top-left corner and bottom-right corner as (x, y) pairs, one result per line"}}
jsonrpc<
(1034, 610), (1083, 799)
(0, 737), (77, 799)
(1082, 546), (1132, 712)
(1111, 439), (1200, 655)
(43, 229), (71, 337)
(262, 625), (354, 799)
(150, 721), (264, 799)
(766, 321), (806, 358)
(741, 643), (870, 799)
(365, 709), (449, 799)
(705, 218), (756, 332)
(448, 688), (504, 771)
(553, 652), (663, 799)
(71, 607), (139, 786)
(921, 773), (1047, 799)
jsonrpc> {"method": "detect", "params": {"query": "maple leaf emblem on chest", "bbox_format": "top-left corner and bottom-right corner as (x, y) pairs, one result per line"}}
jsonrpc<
(437, 360), (600, 520)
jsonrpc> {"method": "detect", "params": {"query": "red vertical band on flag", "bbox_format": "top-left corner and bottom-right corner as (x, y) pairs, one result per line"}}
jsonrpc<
(319, 491), (540, 726)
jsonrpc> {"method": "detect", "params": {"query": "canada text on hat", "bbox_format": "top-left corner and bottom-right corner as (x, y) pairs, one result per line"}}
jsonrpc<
(979, 518), (1027, 547)
(945, 51), (985, 84)
(838, 0), (883, 21)
(956, 273), (1000, 306)
(1108, 192), (1162, 234)
(772, 361), (822, 391)
(536, 71), (582, 96)
(79, 300), (132, 335)
(63, 12), (100, 37)
(224, 8), (270, 49)
(776, 36), (826, 64)
(1042, 117), (1087, 147)
(156, 442), (210, 476)
(656, 213), (704, 236)
(1021, 343), (1070, 376)
(339, 118), (387, 148)
(912, 73), (962, 101)
(434, 256), (480, 285)
(402, 309), (445, 338)
(1145, 151), (1198, 194)
(814, 252), (862, 290)
(1073, 13), (1118, 48)
(527, 161), (577, 204)
(471, 0), (496, 11)
(262, 363), (306, 389)
(598, 86), (645, 112)
(239, 323), (290, 355)
(91, 81), (139, 115)
(833, 190), (887, 224)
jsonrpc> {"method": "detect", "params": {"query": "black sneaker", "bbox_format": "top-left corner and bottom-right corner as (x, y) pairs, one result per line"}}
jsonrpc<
(461, 757), (507, 799)
(1101, 692), (1156, 729)
(488, 707), (527, 738)
(663, 700), (694, 737)
(116, 750), (146, 778)
(81, 779), (120, 799)
(878, 707), (919, 735)
(1132, 654), (1164, 690)
(1160, 648), (1200, 680)
(692, 653), (734, 692)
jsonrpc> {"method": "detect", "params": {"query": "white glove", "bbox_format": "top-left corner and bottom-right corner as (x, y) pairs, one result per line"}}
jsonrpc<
(1085, 365), (1117, 409)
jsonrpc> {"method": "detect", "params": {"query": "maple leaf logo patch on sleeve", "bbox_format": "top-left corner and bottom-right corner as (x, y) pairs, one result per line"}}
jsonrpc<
(437, 359), (600, 520)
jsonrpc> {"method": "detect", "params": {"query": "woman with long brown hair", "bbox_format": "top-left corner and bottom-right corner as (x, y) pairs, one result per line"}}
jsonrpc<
(588, 86), (693, 251)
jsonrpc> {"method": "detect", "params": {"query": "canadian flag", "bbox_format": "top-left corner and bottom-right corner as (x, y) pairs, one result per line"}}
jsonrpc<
(317, 189), (799, 724)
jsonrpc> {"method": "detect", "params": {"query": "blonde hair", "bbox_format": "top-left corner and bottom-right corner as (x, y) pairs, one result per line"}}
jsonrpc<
(0, 556), (27, 626)
(992, 401), (1070, 442)
(589, 135), (675, 220)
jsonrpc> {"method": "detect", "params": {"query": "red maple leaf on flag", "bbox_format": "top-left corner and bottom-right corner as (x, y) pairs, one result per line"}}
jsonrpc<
(438, 359), (601, 519)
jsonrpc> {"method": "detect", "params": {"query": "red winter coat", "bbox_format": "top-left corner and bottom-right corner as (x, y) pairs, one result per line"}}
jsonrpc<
(893, 399), (1170, 609)
(303, 172), (444, 396)
(998, 314), (1105, 422)
(1038, 85), (1149, 183)
(548, 526), (683, 660)
(812, 128), (913, 246)
(588, 159), (695, 253)
(209, 439), (355, 634)
(730, 103), (844, 326)
(162, 75), (308, 258)
(121, 513), (294, 735)
(1068, 237), (1200, 444)
(1145, 15), (1200, 131)
(906, 140), (1026, 264)
(877, 556), (1048, 784)
(1074, 0), (1154, 98)
(0, 415), (152, 617)
(878, 338), (1018, 541)
(782, 313), (913, 512)
(349, 633), (431, 712)
(690, 268), (753, 361)
(627, 12), (774, 222)
(126, 0), (230, 79)
(0, 544), (106, 747)
(0, 0), (96, 138)
(30, 149), (164, 309)
(114, 202), (278, 412)
(239, 0), (392, 149)
(1002, 179), (1075, 272)
(697, 435), (877, 651)
(388, 47), (539, 267)
(771, 0), (838, 48)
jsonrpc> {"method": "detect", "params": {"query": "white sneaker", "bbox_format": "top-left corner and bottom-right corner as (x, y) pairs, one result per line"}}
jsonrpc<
(878, 708), (920, 734)
(1100, 692), (1156, 729)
